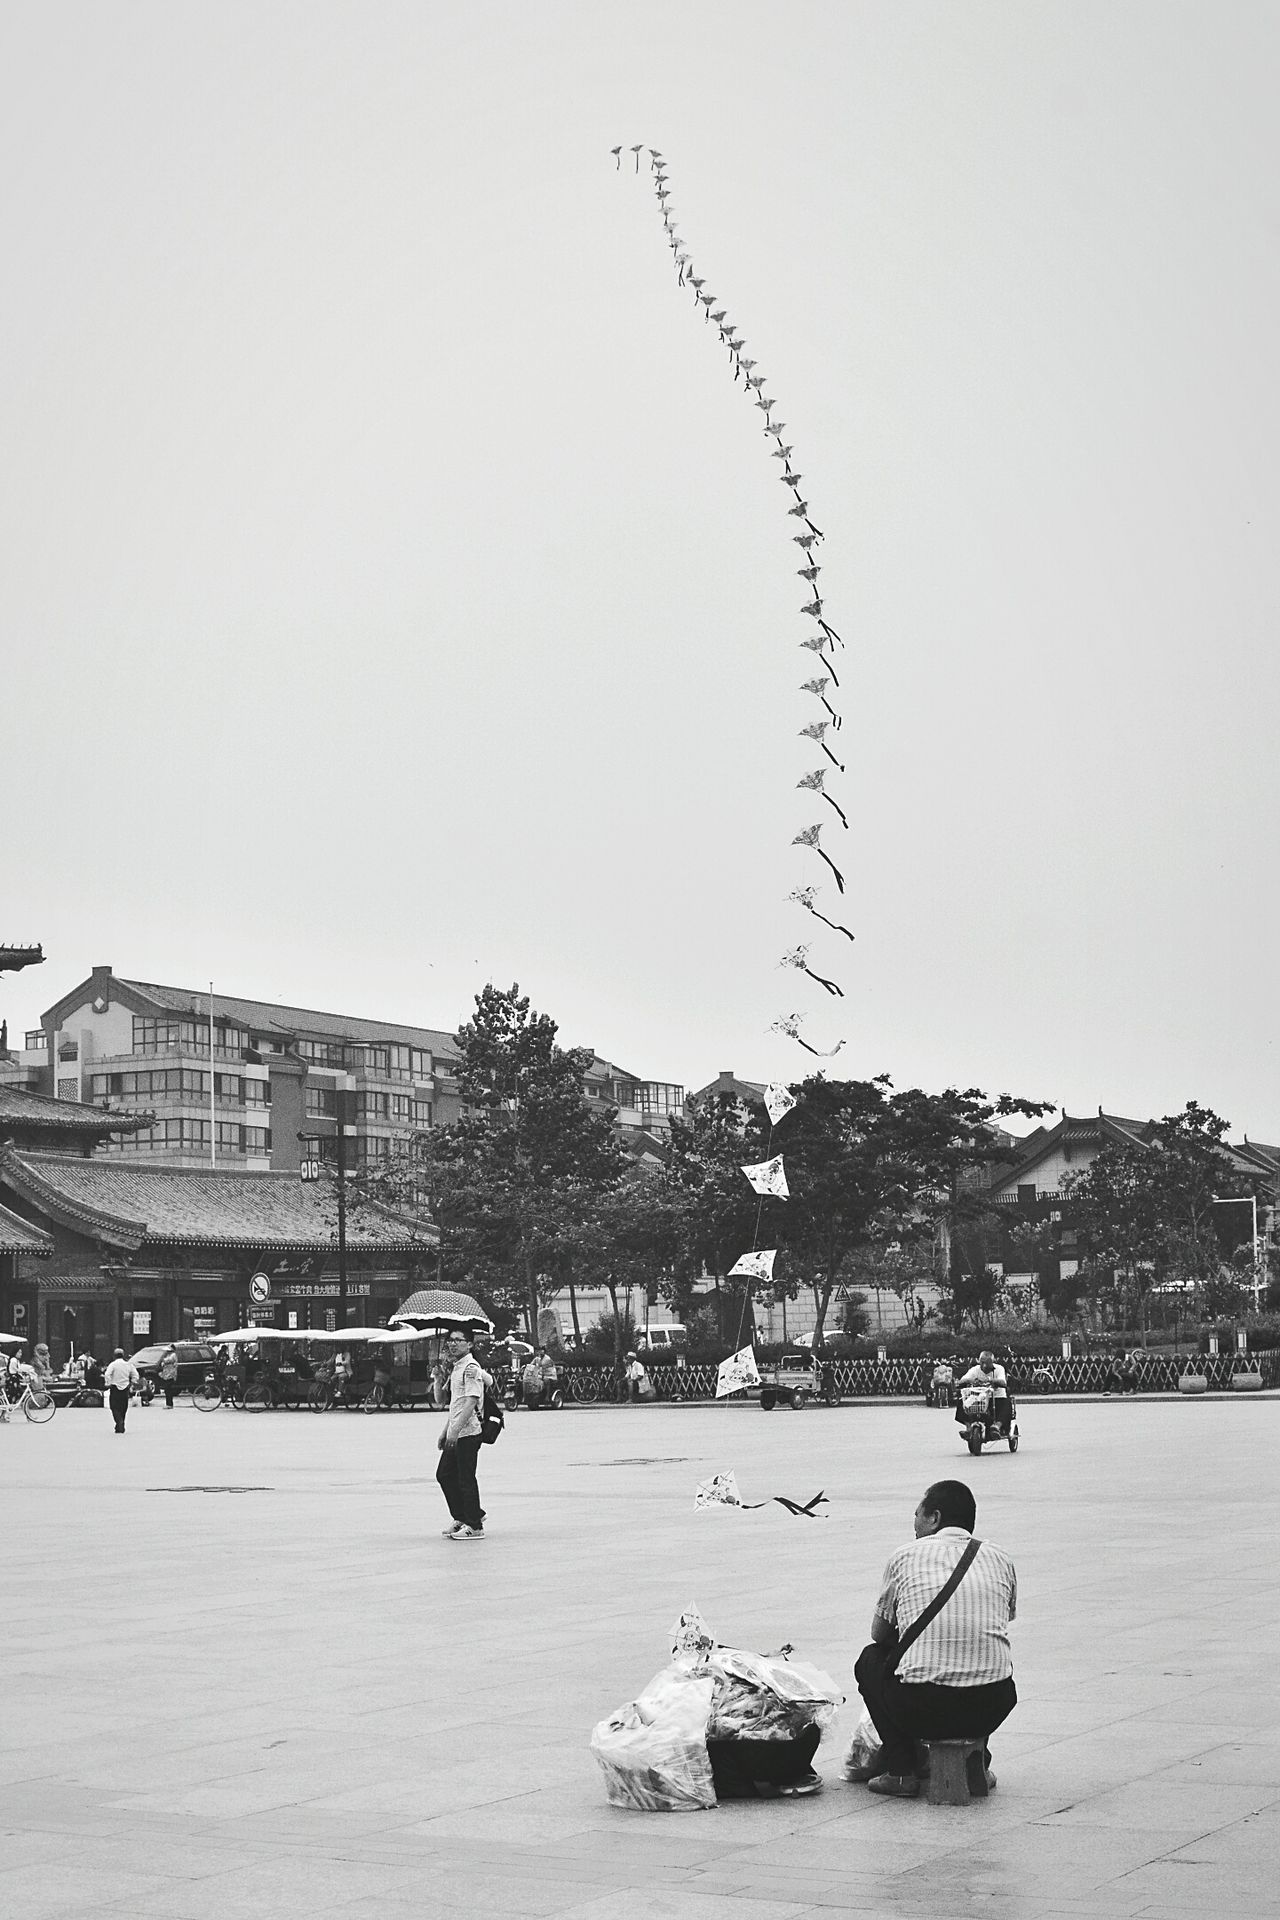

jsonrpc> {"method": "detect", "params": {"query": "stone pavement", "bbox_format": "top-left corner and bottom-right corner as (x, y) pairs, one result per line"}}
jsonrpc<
(4, 1393), (1278, 1919)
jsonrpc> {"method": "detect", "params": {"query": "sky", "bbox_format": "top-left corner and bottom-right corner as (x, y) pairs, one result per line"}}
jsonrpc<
(4, 2), (1279, 1139)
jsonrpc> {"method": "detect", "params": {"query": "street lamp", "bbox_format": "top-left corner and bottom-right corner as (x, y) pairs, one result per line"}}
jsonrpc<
(1210, 1195), (1262, 1313)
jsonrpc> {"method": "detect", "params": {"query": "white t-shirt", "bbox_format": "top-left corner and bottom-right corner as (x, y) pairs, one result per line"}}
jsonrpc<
(448, 1356), (485, 1439)
(104, 1358), (139, 1392)
(961, 1363), (1007, 1389)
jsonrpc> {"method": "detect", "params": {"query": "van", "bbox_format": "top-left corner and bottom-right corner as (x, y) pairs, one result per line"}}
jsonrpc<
(642, 1325), (687, 1355)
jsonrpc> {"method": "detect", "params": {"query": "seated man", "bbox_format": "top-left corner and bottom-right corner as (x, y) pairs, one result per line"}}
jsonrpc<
(852, 1480), (1017, 1798)
(956, 1349), (1011, 1433)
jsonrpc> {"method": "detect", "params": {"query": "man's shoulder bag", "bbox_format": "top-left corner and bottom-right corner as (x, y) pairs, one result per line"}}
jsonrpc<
(884, 1537), (982, 1675)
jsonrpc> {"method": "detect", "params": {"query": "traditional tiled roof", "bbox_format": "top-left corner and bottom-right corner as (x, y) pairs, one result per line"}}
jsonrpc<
(0, 1084), (150, 1137)
(117, 978), (458, 1056)
(0, 1151), (435, 1255)
(0, 1199), (52, 1255)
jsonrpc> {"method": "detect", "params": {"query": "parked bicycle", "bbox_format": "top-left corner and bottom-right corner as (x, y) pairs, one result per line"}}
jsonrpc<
(0, 1377), (56, 1423)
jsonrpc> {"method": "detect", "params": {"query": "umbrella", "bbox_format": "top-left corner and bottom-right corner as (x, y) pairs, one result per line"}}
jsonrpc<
(0, 1331), (28, 1349)
(207, 1327), (313, 1346)
(389, 1287), (491, 1334)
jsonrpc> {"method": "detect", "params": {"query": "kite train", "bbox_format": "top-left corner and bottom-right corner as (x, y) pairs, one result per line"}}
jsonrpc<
(616, 145), (850, 1059)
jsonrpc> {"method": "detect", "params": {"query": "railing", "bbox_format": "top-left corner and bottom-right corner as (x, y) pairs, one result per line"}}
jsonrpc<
(557, 1351), (1280, 1400)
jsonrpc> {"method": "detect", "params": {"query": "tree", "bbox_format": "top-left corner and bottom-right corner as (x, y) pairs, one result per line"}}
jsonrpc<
(562, 1170), (684, 1364)
(664, 1090), (777, 1344)
(1062, 1101), (1267, 1332)
(358, 984), (626, 1334)
(778, 1077), (1050, 1344)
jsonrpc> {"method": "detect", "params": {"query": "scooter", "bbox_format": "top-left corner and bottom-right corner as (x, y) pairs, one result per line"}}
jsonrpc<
(957, 1380), (1019, 1455)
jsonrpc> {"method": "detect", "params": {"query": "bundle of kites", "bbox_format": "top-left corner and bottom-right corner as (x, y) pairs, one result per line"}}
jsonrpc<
(590, 1604), (843, 1811)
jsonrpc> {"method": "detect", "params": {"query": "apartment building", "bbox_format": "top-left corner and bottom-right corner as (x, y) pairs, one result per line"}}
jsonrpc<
(19, 966), (685, 1172)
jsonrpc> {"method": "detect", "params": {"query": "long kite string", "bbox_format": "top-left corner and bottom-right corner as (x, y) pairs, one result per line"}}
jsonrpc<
(616, 144), (850, 1059)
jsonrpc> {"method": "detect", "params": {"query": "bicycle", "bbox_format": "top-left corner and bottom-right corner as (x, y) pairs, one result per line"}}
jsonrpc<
(0, 1378), (56, 1423)
(193, 1370), (225, 1411)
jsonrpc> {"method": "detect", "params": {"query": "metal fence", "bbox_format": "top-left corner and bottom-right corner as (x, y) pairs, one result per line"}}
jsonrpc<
(562, 1349), (1279, 1401)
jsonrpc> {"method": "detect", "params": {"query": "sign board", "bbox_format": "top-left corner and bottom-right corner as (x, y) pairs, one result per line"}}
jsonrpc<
(132, 1310), (152, 1336)
(281, 1281), (370, 1299)
(249, 1273), (272, 1304)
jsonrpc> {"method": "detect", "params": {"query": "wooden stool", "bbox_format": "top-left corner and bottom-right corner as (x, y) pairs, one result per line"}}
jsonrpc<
(924, 1738), (987, 1804)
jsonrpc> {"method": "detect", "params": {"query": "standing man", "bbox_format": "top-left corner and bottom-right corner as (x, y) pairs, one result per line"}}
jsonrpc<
(104, 1347), (140, 1435)
(159, 1343), (179, 1409)
(436, 1329), (486, 1541)
(851, 1480), (1017, 1798)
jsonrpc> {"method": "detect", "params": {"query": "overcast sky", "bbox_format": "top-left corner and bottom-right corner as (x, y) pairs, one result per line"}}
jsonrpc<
(4, 2), (1279, 1138)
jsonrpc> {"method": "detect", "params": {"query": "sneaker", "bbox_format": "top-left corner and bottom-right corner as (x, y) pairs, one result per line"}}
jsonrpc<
(448, 1525), (485, 1540)
(866, 1773), (919, 1799)
(441, 1522), (464, 1537)
(779, 1768), (823, 1797)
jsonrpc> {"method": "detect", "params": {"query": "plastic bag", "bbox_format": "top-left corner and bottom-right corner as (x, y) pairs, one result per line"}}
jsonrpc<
(845, 1706), (882, 1774)
(706, 1648), (842, 1741)
(590, 1668), (716, 1812)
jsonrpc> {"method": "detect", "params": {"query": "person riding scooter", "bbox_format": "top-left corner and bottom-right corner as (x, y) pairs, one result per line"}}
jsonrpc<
(956, 1351), (1012, 1436)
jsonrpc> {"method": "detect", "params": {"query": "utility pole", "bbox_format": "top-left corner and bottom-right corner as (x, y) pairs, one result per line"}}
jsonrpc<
(335, 1084), (352, 1324)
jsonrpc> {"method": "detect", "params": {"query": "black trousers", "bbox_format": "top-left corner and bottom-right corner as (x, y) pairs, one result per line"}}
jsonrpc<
(854, 1642), (1016, 1777)
(436, 1436), (483, 1529)
(162, 1381), (176, 1407)
(109, 1386), (130, 1432)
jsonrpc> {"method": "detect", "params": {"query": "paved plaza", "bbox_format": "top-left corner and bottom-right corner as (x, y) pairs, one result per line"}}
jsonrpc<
(5, 1391), (1278, 1919)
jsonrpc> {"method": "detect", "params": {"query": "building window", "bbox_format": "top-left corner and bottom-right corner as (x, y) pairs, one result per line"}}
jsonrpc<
(389, 1093), (414, 1123)
(413, 1099), (433, 1128)
(215, 1073), (242, 1102)
(244, 1127), (271, 1158)
(297, 1038), (348, 1069)
(389, 1045), (413, 1082)
(411, 1048), (432, 1082)
(356, 1091), (389, 1121)
(243, 1080), (270, 1108)
(24, 1030), (46, 1051)
(305, 1087), (337, 1119)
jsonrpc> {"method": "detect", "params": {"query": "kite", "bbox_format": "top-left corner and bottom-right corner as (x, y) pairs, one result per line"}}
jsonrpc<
(729, 1247), (777, 1282)
(694, 1476), (830, 1518)
(741, 1155), (789, 1200)
(763, 1083), (797, 1125)
(792, 824), (846, 894)
(799, 720), (844, 771)
(779, 945), (843, 999)
(796, 768), (849, 830)
(716, 1346), (763, 1396)
(788, 885), (856, 944)
(770, 1013), (846, 1059)
(695, 1471), (745, 1508)
(614, 144), (850, 1060)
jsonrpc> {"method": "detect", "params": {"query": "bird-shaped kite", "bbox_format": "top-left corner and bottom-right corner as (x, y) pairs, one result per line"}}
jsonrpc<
(792, 824), (846, 893)
(770, 1014), (846, 1059)
(796, 768), (849, 830)
(788, 885), (855, 943)
(779, 944), (844, 998)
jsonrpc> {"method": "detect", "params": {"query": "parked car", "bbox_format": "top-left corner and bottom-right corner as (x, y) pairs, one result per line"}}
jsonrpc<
(129, 1342), (217, 1392)
(639, 1326), (687, 1357)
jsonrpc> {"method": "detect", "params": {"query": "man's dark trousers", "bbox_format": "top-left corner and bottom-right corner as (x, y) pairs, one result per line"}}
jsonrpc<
(109, 1386), (130, 1433)
(854, 1643), (1016, 1775)
(436, 1436), (483, 1529)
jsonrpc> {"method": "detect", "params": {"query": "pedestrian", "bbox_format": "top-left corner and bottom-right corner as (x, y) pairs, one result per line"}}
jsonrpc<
(850, 1479), (1017, 1798)
(436, 1329), (486, 1541)
(159, 1343), (179, 1409)
(104, 1347), (140, 1434)
(624, 1350), (650, 1402)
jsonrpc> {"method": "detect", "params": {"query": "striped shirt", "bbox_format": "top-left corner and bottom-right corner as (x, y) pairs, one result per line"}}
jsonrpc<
(874, 1527), (1017, 1685)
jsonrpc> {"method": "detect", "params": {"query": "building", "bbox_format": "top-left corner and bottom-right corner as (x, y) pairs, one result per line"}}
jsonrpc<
(0, 1148), (436, 1365)
(22, 966), (464, 1174)
(18, 966), (687, 1173)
